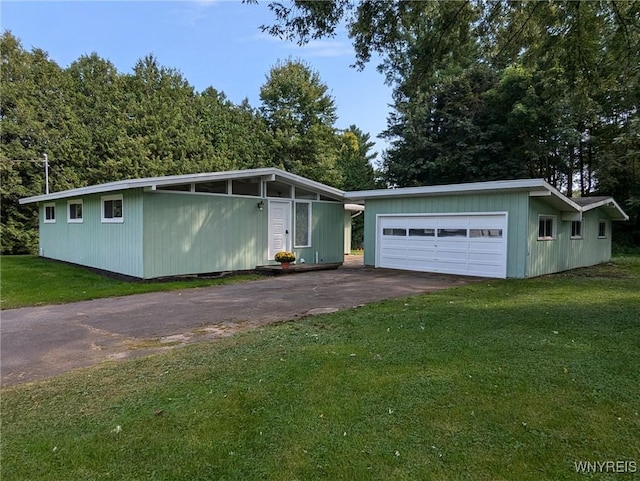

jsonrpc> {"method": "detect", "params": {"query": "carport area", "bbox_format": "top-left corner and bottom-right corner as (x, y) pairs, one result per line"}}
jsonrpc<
(1, 257), (474, 386)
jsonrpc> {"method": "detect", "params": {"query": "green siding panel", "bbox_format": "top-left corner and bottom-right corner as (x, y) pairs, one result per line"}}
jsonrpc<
(142, 194), (344, 278)
(294, 202), (344, 264)
(527, 198), (613, 277)
(362, 192), (530, 278)
(142, 193), (269, 278)
(38, 190), (144, 277)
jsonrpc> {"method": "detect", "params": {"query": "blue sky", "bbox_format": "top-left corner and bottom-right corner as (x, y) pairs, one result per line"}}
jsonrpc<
(1, 0), (392, 161)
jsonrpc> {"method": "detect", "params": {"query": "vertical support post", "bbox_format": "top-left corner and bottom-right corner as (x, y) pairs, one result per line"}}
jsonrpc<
(43, 153), (49, 194)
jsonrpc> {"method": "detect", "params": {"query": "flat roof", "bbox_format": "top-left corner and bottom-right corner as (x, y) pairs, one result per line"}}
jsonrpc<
(345, 178), (628, 220)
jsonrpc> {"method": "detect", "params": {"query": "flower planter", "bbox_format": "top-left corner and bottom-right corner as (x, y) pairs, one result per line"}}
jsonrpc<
(280, 262), (290, 270)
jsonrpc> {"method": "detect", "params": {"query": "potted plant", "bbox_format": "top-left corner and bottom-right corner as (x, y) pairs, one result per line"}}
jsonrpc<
(274, 251), (296, 270)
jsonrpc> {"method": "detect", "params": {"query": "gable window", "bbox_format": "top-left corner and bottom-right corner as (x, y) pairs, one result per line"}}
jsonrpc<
(294, 202), (311, 248)
(44, 203), (56, 223)
(102, 195), (124, 223)
(598, 220), (607, 238)
(538, 215), (555, 240)
(67, 200), (83, 223)
(571, 220), (582, 239)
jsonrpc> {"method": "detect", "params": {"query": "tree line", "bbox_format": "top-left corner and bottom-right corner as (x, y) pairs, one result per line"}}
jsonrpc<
(261, 0), (639, 246)
(0, 32), (377, 254)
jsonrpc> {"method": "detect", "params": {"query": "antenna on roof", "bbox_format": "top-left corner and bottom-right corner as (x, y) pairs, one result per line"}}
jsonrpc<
(43, 153), (49, 194)
(4, 153), (50, 194)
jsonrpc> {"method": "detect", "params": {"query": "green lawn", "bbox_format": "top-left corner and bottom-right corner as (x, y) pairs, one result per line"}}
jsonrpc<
(0, 255), (262, 309)
(2, 257), (639, 480)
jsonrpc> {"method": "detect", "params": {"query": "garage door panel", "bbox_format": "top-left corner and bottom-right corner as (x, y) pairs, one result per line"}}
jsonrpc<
(377, 214), (506, 278)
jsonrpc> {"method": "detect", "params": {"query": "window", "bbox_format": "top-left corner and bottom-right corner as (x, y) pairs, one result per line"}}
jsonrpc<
(157, 184), (192, 192)
(194, 181), (227, 194)
(294, 202), (311, 247)
(538, 215), (555, 240)
(409, 228), (435, 237)
(232, 179), (260, 197)
(383, 228), (407, 236)
(265, 181), (291, 198)
(67, 200), (83, 223)
(44, 203), (56, 223)
(438, 228), (467, 238)
(102, 195), (123, 223)
(294, 187), (318, 200)
(469, 229), (502, 238)
(598, 220), (607, 238)
(571, 221), (582, 239)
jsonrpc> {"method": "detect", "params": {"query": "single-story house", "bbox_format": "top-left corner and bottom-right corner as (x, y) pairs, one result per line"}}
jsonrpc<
(19, 168), (346, 279)
(21, 172), (628, 280)
(346, 178), (628, 279)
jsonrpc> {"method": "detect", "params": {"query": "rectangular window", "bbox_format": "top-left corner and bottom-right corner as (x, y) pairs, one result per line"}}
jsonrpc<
(538, 215), (555, 240)
(383, 228), (407, 236)
(409, 228), (435, 237)
(67, 200), (83, 223)
(438, 228), (467, 238)
(157, 184), (192, 192)
(598, 220), (607, 238)
(469, 229), (503, 238)
(44, 203), (56, 223)
(294, 187), (318, 200)
(294, 202), (311, 247)
(194, 181), (227, 194)
(232, 179), (261, 197)
(102, 195), (124, 223)
(571, 220), (582, 239)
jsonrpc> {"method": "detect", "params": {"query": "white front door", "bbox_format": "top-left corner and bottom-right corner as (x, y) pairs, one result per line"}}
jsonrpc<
(268, 200), (291, 260)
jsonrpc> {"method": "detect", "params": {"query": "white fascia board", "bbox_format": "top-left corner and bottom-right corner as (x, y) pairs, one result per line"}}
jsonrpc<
(541, 182), (582, 212)
(273, 170), (345, 199)
(20, 168), (345, 204)
(346, 178), (586, 213)
(580, 197), (629, 221)
(346, 178), (549, 201)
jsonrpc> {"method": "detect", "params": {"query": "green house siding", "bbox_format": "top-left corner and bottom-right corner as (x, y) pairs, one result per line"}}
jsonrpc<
(527, 198), (612, 277)
(293, 202), (344, 264)
(142, 194), (344, 278)
(38, 190), (144, 277)
(362, 192), (530, 278)
(142, 192), (268, 278)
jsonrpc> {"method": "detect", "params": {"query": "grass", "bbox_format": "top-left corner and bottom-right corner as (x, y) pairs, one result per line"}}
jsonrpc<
(1, 257), (639, 480)
(0, 256), (262, 309)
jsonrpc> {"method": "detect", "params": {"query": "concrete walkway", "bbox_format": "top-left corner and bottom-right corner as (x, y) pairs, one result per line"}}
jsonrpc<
(1, 258), (472, 386)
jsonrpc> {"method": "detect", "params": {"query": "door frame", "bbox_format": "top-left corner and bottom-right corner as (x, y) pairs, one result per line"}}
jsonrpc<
(268, 200), (292, 260)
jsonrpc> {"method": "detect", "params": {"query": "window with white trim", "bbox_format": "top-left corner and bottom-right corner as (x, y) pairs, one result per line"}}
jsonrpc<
(598, 220), (607, 238)
(538, 215), (555, 240)
(102, 194), (124, 223)
(571, 220), (582, 239)
(294, 202), (311, 248)
(44, 203), (56, 223)
(67, 200), (83, 223)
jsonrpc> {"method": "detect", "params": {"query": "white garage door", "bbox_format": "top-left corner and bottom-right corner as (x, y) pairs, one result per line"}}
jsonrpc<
(377, 214), (507, 278)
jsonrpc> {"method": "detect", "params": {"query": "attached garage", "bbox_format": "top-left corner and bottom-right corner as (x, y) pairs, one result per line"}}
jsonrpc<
(377, 213), (507, 278)
(346, 179), (628, 279)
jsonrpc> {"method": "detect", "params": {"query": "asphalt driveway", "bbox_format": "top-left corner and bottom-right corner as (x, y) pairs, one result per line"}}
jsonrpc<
(1, 259), (473, 386)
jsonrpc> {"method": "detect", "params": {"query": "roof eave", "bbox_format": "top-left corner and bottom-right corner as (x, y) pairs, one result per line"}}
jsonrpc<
(580, 197), (629, 221)
(345, 178), (549, 202)
(19, 168), (346, 204)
